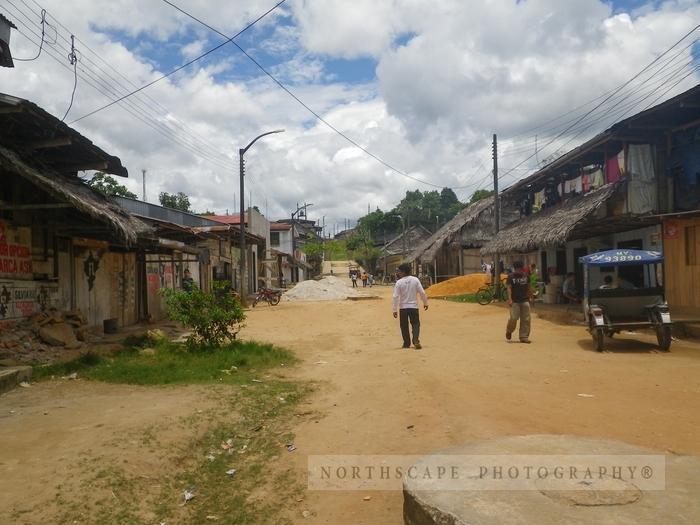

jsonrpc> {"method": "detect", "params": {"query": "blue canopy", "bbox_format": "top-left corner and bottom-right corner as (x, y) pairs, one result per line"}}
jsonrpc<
(579, 249), (664, 266)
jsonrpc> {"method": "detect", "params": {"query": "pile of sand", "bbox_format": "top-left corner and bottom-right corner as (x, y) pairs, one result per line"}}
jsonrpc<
(283, 275), (360, 302)
(426, 273), (491, 298)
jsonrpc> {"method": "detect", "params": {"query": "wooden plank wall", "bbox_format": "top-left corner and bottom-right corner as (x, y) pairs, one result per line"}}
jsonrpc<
(663, 217), (700, 313)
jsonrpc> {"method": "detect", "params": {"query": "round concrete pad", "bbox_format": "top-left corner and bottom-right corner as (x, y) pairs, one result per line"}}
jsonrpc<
(403, 435), (700, 525)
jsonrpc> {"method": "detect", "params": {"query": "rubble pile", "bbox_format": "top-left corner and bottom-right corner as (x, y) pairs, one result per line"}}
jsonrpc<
(283, 275), (361, 302)
(0, 310), (91, 364)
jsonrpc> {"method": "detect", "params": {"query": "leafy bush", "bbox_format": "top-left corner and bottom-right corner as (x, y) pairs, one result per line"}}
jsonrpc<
(161, 282), (245, 350)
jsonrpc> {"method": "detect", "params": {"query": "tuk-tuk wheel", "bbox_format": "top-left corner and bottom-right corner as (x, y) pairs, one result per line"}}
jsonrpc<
(592, 328), (605, 352)
(656, 325), (672, 352)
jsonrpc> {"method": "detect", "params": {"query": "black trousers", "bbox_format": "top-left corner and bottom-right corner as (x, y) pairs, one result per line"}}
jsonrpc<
(399, 308), (420, 346)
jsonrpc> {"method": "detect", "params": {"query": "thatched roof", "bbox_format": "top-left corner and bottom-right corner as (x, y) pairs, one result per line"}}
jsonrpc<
(0, 144), (150, 245)
(383, 225), (433, 257)
(481, 184), (617, 255)
(0, 93), (128, 177)
(407, 197), (495, 263)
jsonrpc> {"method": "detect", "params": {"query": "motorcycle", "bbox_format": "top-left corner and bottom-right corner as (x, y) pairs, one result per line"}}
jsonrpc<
(252, 287), (283, 307)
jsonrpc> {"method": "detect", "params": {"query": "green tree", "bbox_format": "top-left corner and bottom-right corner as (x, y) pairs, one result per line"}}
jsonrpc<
(161, 282), (245, 350)
(86, 172), (136, 199)
(469, 189), (494, 204)
(159, 191), (191, 212)
(347, 227), (382, 271)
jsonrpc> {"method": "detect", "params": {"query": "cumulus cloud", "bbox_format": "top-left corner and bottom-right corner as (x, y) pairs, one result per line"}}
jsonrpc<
(1, 0), (698, 232)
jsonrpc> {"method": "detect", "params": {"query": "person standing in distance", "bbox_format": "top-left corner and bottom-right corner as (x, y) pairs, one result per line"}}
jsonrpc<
(392, 263), (428, 349)
(506, 260), (533, 343)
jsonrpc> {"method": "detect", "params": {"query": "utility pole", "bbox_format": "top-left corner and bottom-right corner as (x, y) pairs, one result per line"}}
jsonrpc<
(142, 169), (146, 201)
(238, 129), (285, 303)
(493, 133), (501, 300)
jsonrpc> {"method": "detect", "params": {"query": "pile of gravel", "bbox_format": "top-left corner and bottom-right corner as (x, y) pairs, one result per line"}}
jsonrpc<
(283, 275), (360, 302)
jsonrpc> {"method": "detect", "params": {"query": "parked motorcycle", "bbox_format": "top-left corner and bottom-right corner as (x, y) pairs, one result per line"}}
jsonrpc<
(252, 287), (282, 307)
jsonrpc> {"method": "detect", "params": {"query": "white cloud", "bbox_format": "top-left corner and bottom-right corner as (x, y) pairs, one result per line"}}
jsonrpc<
(1, 0), (698, 232)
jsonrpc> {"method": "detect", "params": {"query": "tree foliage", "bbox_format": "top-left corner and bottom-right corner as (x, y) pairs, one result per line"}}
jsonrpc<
(159, 191), (191, 212)
(469, 189), (494, 204)
(161, 282), (245, 350)
(347, 227), (382, 271)
(86, 172), (136, 199)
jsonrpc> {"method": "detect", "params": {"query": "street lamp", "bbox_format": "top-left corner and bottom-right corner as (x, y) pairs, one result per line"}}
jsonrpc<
(238, 129), (284, 302)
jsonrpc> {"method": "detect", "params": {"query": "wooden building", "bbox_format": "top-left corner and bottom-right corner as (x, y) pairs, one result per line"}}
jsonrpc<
(0, 93), (149, 328)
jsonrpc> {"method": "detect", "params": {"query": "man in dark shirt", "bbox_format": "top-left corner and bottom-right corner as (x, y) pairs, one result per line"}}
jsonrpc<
(506, 260), (533, 343)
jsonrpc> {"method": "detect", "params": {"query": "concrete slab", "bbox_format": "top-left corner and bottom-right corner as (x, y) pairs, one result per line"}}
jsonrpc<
(403, 435), (700, 525)
(0, 366), (33, 395)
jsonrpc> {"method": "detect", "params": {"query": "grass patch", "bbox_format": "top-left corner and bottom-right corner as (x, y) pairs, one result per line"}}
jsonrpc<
(445, 293), (479, 303)
(33, 340), (295, 385)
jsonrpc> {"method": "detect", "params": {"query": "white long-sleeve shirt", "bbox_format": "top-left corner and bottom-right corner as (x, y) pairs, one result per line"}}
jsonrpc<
(392, 275), (428, 312)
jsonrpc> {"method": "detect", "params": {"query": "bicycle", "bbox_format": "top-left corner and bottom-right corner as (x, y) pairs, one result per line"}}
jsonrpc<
(476, 278), (508, 305)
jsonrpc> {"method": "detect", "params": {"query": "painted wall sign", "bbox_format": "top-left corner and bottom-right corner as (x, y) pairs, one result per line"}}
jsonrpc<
(0, 280), (58, 320)
(0, 220), (33, 276)
(83, 251), (100, 290)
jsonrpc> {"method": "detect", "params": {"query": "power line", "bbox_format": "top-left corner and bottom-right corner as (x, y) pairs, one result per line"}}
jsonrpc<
(68, 0), (287, 124)
(161, 0), (453, 190)
(496, 24), (700, 184)
(12, 7), (48, 61)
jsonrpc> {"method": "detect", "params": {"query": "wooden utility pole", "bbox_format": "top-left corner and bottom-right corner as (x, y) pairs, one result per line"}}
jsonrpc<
(493, 134), (501, 300)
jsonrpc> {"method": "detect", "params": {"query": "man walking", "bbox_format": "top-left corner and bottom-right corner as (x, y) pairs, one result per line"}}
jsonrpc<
(506, 260), (533, 343)
(392, 263), (428, 349)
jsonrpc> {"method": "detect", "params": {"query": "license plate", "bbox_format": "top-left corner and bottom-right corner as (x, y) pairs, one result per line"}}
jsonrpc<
(594, 317), (605, 326)
(660, 312), (671, 323)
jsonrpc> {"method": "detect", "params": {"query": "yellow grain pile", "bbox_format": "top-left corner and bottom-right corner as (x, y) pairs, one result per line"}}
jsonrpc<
(427, 273), (490, 297)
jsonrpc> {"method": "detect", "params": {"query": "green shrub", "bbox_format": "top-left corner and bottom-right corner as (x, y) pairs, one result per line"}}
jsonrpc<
(161, 282), (245, 350)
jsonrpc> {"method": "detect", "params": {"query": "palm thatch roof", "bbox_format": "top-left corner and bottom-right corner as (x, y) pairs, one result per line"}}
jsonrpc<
(407, 197), (495, 263)
(382, 225), (433, 257)
(481, 184), (618, 255)
(1, 144), (150, 245)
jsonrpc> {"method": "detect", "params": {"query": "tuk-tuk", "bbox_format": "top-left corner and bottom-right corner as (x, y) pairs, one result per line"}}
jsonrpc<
(579, 249), (672, 352)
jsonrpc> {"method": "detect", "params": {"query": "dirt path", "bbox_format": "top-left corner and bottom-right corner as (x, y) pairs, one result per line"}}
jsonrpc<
(1, 285), (698, 524)
(242, 285), (700, 524)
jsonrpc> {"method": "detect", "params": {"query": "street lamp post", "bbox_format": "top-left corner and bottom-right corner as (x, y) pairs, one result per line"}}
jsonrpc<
(238, 129), (284, 303)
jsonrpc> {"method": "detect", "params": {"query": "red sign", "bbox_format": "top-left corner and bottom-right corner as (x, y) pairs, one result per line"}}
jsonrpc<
(663, 221), (679, 240)
(0, 221), (33, 275)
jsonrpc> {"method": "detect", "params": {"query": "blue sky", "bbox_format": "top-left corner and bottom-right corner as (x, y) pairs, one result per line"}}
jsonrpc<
(3, 0), (699, 224)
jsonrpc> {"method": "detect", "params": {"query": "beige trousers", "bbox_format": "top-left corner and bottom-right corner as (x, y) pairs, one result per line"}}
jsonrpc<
(507, 302), (531, 341)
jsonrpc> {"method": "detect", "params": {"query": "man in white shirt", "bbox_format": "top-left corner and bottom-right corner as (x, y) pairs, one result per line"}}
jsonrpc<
(392, 263), (429, 349)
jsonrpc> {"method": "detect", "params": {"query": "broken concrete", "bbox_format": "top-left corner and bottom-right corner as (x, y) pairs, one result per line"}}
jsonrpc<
(39, 323), (78, 347)
(403, 435), (700, 525)
(0, 366), (32, 395)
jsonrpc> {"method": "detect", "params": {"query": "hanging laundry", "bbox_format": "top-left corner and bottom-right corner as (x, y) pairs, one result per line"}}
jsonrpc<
(618, 148), (626, 175)
(533, 190), (543, 212)
(627, 144), (656, 214)
(606, 153), (621, 183)
(582, 173), (590, 192)
(573, 175), (583, 194)
(591, 169), (605, 189)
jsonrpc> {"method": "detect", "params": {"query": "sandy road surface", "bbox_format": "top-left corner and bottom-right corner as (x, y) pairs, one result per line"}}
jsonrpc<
(1, 284), (698, 524)
(243, 285), (700, 524)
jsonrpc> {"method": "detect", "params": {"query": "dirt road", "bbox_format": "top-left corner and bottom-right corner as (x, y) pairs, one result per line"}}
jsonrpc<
(1, 284), (698, 524)
(243, 285), (700, 524)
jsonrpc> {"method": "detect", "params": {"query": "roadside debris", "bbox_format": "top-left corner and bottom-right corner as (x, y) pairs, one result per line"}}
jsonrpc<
(221, 438), (234, 450)
(18, 381), (31, 388)
(577, 393), (595, 398)
(225, 468), (236, 477)
(302, 510), (311, 519)
(286, 443), (297, 452)
(363, 496), (372, 501)
(183, 489), (195, 503)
